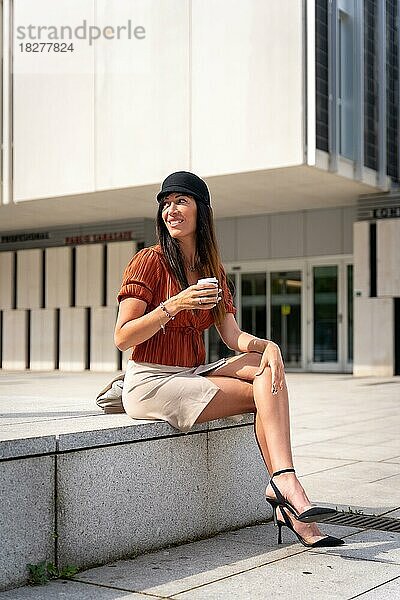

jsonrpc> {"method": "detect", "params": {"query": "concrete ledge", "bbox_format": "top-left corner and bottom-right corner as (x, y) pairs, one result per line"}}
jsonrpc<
(0, 456), (55, 591)
(0, 435), (56, 460)
(0, 414), (268, 591)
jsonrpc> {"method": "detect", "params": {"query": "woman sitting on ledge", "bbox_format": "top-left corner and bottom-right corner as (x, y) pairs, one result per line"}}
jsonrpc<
(114, 171), (343, 548)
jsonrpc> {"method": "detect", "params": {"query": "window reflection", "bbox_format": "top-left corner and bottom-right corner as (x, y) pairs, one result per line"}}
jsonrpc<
(271, 271), (302, 367)
(313, 266), (338, 362)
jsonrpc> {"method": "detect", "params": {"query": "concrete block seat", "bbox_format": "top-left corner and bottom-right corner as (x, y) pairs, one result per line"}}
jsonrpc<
(0, 371), (268, 592)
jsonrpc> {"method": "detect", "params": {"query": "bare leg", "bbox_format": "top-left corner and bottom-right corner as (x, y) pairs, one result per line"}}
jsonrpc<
(196, 353), (329, 543)
(200, 353), (293, 471)
(254, 411), (272, 472)
(252, 410), (327, 542)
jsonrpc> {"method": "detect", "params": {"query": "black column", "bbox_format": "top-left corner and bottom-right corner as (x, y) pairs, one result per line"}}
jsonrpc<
(369, 222), (377, 297)
(395, 298), (400, 376)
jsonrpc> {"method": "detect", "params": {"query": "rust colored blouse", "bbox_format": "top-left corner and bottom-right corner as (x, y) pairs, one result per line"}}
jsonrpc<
(117, 245), (236, 367)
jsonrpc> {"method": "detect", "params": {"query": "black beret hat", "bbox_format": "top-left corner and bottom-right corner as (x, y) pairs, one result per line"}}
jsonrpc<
(156, 171), (211, 206)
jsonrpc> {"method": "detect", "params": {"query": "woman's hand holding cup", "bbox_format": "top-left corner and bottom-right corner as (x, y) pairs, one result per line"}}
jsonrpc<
(196, 278), (222, 309)
(168, 278), (222, 312)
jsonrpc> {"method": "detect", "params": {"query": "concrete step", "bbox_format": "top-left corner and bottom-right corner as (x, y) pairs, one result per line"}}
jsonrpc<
(0, 394), (268, 592)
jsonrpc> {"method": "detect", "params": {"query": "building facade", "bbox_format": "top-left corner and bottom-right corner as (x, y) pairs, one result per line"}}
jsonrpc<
(0, 0), (399, 375)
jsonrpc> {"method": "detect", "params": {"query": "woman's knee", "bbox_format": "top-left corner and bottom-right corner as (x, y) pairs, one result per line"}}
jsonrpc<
(224, 352), (262, 380)
(252, 365), (272, 384)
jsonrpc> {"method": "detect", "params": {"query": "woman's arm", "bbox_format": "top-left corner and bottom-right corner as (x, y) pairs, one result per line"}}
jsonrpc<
(114, 297), (177, 351)
(114, 283), (220, 351)
(216, 313), (269, 354)
(216, 313), (285, 393)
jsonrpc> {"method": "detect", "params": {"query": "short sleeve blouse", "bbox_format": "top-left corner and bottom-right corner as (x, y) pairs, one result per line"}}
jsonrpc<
(117, 247), (161, 306)
(117, 245), (236, 367)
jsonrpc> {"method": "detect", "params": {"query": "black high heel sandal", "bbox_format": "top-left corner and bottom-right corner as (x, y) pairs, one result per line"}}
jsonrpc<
(265, 468), (337, 523)
(276, 505), (345, 547)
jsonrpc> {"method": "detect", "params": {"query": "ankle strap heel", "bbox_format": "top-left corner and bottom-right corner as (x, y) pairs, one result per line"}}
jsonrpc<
(268, 467), (337, 524)
(271, 468), (295, 478)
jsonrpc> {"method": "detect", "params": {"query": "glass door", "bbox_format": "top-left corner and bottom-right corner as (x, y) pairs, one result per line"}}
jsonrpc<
(206, 259), (353, 373)
(207, 271), (267, 363)
(308, 260), (353, 372)
(312, 265), (338, 365)
(345, 261), (354, 372)
(241, 272), (267, 341)
(207, 271), (238, 363)
(270, 271), (302, 368)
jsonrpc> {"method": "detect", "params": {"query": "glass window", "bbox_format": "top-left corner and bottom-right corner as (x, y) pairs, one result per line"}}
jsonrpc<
(208, 272), (267, 363)
(207, 273), (237, 363)
(241, 273), (267, 341)
(313, 266), (338, 362)
(270, 271), (302, 368)
(347, 264), (353, 362)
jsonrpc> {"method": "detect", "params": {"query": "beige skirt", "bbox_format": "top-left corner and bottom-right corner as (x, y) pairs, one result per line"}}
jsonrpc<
(122, 358), (226, 433)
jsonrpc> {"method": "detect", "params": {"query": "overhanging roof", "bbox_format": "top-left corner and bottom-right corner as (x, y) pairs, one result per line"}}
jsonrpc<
(0, 164), (381, 232)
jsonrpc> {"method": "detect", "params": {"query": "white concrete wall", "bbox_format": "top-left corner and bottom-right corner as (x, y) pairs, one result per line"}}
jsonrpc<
(13, 0), (304, 201)
(106, 241), (137, 306)
(0, 241), (140, 371)
(16, 249), (43, 309)
(0, 252), (14, 309)
(30, 309), (57, 370)
(75, 244), (103, 307)
(377, 219), (400, 297)
(191, 0), (304, 175)
(353, 297), (394, 377)
(353, 221), (398, 376)
(45, 247), (72, 308)
(13, 0), (95, 200)
(217, 206), (355, 262)
(95, 0), (189, 190)
(90, 307), (118, 371)
(59, 307), (87, 371)
(2, 310), (27, 369)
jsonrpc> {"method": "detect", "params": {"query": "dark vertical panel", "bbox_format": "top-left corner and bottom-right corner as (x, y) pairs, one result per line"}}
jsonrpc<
(41, 249), (46, 308)
(354, 0), (365, 180)
(377, 0), (387, 186)
(12, 252), (17, 309)
(0, 311), (3, 368)
(85, 307), (91, 370)
(328, 0), (339, 169)
(103, 244), (107, 307)
(316, 0), (329, 151)
(369, 223), (377, 297)
(386, 0), (399, 181)
(55, 308), (60, 370)
(347, 264), (354, 363)
(71, 247), (76, 307)
(395, 298), (400, 375)
(26, 309), (31, 369)
(364, 0), (378, 170)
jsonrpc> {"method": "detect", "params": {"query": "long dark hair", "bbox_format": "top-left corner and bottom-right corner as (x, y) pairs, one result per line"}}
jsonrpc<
(156, 197), (227, 326)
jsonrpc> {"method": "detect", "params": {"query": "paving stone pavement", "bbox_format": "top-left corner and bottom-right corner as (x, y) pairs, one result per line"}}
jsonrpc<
(0, 372), (399, 599)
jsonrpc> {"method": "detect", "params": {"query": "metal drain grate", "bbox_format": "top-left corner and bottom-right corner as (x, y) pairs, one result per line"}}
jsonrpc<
(324, 512), (400, 533)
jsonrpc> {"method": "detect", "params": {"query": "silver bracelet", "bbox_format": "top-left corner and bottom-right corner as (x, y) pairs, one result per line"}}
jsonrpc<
(159, 319), (166, 335)
(159, 301), (175, 334)
(159, 301), (175, 320)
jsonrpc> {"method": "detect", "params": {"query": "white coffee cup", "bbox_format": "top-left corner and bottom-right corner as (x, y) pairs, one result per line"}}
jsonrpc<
(197, 277), (218, 286)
